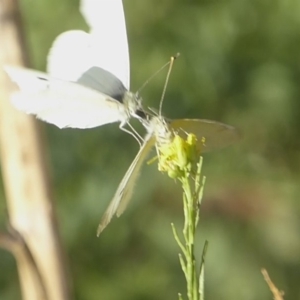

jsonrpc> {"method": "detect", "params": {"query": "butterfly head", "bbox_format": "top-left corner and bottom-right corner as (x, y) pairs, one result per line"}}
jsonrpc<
(123, 91), (146, 120)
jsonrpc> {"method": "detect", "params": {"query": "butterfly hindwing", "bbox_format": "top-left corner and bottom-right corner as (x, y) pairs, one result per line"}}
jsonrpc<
(5, 66), (126, 129)
(170, 119), (240, 152)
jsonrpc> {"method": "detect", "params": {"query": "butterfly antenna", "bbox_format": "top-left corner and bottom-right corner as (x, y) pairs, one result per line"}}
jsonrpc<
(137, 53), (180, 96)
(159, 53), (180, 116)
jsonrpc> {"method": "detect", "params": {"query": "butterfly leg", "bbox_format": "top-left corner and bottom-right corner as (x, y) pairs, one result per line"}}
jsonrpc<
(119, 122), (143, 147)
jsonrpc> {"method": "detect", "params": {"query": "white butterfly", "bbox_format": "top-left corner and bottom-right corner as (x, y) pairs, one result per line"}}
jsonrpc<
(4, 0), (144, 138)
(97, 115), (239, 235)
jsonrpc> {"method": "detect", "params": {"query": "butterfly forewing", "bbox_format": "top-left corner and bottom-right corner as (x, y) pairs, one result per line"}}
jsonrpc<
(5, 66), (126, 129)
(97, 134), (156, 235)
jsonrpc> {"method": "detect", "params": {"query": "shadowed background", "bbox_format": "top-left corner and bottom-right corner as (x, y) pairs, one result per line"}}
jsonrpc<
(1, 0), (300, 299)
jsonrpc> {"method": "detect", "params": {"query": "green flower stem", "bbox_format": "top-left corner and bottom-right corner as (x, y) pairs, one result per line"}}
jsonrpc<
(171, 223), (187, 258)
(172, 155), (205, 300)
(199, 241), (208, 300)
(181, 176), (197, 300)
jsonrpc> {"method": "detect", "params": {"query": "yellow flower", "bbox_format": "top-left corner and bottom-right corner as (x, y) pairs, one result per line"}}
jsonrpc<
(157, 133), (200, 179)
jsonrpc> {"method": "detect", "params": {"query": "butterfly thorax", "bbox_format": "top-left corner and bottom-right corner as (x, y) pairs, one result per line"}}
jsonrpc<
(147, 116), (173, 146)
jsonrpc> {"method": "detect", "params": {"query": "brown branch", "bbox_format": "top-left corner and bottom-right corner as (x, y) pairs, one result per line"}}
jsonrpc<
(0, 0), (71, 299)
(0, 226), (48, 299)
(261, 268), (284, 300)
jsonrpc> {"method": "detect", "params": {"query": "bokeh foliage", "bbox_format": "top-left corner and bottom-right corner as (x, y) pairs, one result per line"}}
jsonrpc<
(1, 0), (300, 299)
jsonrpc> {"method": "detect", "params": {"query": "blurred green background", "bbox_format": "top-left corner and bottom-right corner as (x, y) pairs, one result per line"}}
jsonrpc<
(1, 0), (300, 299)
